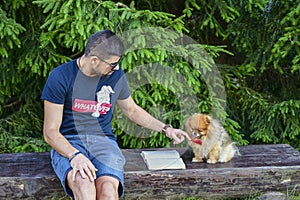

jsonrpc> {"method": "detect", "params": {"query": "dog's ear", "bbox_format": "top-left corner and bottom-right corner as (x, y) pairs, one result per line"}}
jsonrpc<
(184, 116), (191, 130)
(205, 115), (212, 124)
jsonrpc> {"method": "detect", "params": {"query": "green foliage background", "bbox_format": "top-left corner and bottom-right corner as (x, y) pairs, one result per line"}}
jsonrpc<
(0, 0), (299, 152)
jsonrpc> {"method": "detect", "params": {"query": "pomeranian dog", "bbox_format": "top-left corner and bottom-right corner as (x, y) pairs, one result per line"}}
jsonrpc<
(184, 113), (239, 163)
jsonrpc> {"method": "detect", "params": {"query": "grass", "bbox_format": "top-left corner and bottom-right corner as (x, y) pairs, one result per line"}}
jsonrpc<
(49, 186), (300, 200)
(50, 193), (300, 200)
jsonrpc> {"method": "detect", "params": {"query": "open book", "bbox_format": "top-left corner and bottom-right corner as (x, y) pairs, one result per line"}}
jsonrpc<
(140, 150), (186, 170)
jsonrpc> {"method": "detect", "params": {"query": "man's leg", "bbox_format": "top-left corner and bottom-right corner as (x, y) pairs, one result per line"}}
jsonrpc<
(67, 169), (96, 200)
(95, 176), (119, 200)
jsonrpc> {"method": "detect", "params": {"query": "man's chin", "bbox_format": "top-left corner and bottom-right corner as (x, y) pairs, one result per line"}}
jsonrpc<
(102, 71), (113, 78)
(107, 71), (114, 76)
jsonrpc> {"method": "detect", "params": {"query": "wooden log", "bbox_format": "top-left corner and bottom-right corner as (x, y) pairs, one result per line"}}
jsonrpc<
(0, 144), (299, 199)
(123, 144), (300, 199)
(124, 166), (300, 199)
(0, 152), (64, 199)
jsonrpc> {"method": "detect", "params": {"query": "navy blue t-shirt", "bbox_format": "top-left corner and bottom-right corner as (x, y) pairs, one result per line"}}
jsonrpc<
(41, 59), (130, 140)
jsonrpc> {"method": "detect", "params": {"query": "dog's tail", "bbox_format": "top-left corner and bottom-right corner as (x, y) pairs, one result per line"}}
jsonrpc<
(232, 142), (241, 157)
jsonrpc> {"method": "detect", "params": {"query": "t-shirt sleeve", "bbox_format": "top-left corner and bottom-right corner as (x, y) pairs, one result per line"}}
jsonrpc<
(117, 71), (131, 100)
(41, 68), (67, 104)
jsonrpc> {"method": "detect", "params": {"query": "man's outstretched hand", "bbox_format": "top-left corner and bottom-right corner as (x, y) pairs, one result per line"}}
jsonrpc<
(164, 128), (191, 144)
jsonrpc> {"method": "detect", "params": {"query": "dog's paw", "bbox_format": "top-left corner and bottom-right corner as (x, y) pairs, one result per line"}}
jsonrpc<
(192, 157), (203, 162)
(218, 159), (226, 163)
(207, 159), (217, 164)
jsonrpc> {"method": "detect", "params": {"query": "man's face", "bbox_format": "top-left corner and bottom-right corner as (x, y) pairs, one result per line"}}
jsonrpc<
(91, 55), (122, 77)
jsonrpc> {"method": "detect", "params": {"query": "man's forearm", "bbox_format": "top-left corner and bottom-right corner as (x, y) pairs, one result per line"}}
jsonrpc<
(44, 129), (78, 159)
(126, 104), (165, 132)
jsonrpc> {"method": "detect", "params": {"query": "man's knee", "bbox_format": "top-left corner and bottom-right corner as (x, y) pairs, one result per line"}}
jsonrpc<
(97, 178), (119, 199)
(67, 171), (96, 197)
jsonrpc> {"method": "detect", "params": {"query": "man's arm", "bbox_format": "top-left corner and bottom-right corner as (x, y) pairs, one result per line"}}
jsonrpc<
(116, 96), (165, 132)
(117, 96), (190, 144)
(43, 100), (78, 158)
(43, 100), (97, 181)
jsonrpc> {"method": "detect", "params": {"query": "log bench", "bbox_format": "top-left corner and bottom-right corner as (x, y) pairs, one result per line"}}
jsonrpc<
(0, 144), (299, 199)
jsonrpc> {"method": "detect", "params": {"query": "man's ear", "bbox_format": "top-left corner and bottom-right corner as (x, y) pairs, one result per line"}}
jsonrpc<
(90, 56), (99, 65)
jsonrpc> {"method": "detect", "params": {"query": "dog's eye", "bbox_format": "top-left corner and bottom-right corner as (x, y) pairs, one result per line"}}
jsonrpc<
(193, 132), (199, 137)
(198, 129), (204, 132)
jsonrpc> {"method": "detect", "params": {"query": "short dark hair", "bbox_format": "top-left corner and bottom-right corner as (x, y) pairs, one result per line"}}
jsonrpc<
(84, 29), (124, 59)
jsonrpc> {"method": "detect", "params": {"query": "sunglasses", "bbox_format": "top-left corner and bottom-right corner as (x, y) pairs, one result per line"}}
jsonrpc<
(97, 56), (122, 70)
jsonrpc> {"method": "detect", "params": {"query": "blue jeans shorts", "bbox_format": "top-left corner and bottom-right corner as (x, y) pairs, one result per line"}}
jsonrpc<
(50, 134), (126, 198)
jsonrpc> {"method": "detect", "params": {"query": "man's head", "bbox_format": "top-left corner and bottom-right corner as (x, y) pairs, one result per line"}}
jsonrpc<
(82, 30), (124, 77)
(84, 29), (124, 59)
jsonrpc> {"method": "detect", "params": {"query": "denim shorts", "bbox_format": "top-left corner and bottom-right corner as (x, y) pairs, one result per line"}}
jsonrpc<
(50, 134), (126, 198)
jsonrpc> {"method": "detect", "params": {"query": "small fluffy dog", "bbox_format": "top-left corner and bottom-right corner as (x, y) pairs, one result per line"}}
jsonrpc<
(184, 113), (239, 163)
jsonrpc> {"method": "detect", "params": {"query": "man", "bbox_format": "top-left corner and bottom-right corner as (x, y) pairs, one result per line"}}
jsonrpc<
(41, 29), (190, 200)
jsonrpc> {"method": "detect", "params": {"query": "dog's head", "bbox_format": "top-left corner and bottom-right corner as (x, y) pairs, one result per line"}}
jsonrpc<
(184, 113), (212, 143)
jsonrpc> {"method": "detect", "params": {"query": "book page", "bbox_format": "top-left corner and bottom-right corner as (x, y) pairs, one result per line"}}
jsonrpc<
(141, 150), (186, 170)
